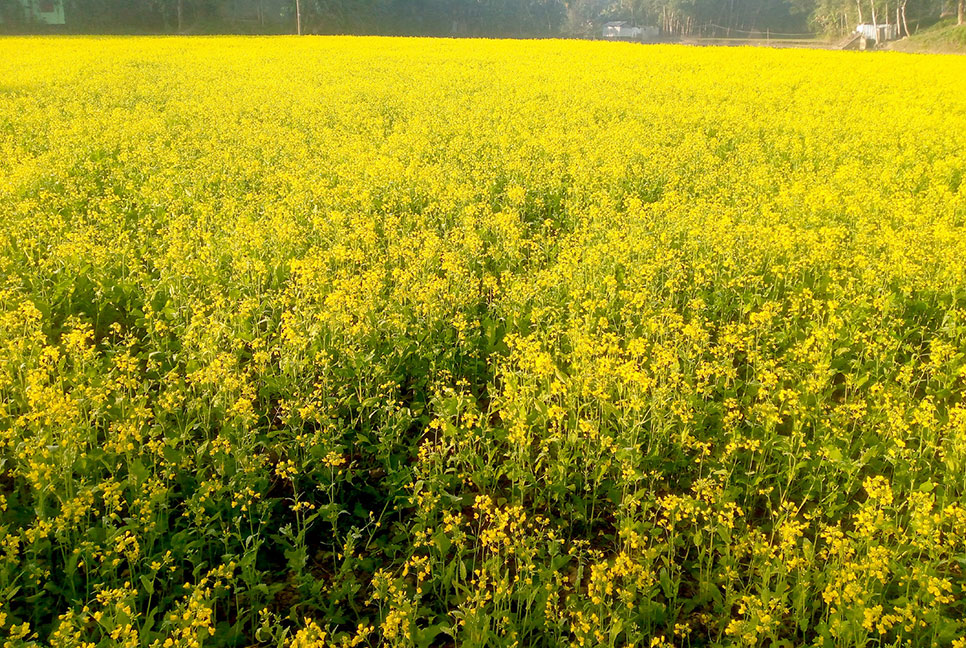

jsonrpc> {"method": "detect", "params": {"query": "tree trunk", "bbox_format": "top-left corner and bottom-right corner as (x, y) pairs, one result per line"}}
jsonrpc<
(871, 0), (878, 44)
(856, 0), (863, 24)
(901, 0), (909, 35)
(959, 0), (964, 25)
(295, 0), (302, 34)
(177, 0), (183, 33)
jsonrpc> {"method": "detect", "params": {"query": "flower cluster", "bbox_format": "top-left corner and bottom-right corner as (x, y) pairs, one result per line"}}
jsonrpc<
(1, 35), (965, 648)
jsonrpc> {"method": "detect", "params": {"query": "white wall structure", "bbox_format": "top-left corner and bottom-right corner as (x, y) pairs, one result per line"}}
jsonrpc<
(855, 23), (899, 41)
(602, 21), (659, 41)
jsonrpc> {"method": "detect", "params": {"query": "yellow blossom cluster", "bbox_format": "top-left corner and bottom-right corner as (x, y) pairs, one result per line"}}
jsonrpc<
(1, 34), (965, 648)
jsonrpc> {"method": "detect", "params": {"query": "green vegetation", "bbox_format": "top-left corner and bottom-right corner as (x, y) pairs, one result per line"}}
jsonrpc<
(2, 36), (966, 648)
(0, 0), (961, 40)
(891, 18), (966, 52)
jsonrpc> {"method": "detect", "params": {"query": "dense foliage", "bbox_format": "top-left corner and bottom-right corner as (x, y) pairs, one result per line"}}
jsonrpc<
(1, 0), (960, 36)
(2, 36), (966, 648)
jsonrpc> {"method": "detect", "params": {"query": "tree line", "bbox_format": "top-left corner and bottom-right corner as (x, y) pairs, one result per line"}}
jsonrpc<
(1, 0), (963, 39)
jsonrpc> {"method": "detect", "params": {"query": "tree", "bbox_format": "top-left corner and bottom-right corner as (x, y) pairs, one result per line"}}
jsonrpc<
(6, 0), (953, 36)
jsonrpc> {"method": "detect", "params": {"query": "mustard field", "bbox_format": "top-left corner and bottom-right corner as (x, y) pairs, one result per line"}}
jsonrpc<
(2, 36), (966, 648)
